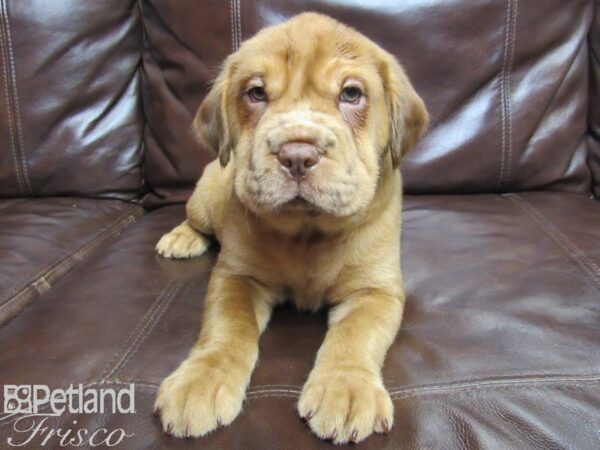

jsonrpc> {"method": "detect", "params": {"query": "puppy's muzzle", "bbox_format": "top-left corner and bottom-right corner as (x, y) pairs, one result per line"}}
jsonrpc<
(277, 142), (321, 179)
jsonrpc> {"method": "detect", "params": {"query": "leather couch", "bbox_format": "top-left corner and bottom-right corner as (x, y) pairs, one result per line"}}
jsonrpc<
(1, 1), (599, 448)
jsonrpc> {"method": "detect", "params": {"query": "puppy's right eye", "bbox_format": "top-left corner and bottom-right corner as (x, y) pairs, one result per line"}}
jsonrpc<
(247, 86), (267, 103)
(340, 86), (362, 104)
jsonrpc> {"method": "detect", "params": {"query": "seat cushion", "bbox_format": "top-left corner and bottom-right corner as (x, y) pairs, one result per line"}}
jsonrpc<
(0, 198), (142, 325)
(0, 192), (599, 448)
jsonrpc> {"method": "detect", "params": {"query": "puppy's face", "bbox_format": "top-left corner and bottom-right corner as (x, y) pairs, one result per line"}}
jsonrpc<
(194, 13), (428, 227)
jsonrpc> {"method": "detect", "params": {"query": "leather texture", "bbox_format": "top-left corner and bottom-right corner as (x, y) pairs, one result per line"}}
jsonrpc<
(141, 0), (594, 207)
(1, 0), (599, 448)
(0, 0), (145, 199)
(1, 194), (599, 449)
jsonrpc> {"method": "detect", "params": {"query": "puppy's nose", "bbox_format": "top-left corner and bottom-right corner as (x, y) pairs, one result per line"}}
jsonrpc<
(277, 142), (320, 179)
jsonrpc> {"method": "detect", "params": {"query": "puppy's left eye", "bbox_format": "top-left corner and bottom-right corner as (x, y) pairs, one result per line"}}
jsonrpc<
(340, 86), (362, 104)
(247, 86), (268, 103)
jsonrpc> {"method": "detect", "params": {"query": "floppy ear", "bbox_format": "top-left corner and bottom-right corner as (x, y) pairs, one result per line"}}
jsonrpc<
(191, 63), (234, 167)
(380, 54), (429, 168)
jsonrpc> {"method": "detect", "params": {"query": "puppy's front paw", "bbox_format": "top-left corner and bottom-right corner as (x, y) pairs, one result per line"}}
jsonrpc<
(298, 366), (393, 444)
(154, 358), (247, 437)
(156, 222), (209, 259)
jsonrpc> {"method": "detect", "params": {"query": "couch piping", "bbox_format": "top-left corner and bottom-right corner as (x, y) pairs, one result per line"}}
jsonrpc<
(498, 0), (518, 190)
(505, 193), (600, 291)
(0, 207), (144, 325)
(0, 0), (32, 196)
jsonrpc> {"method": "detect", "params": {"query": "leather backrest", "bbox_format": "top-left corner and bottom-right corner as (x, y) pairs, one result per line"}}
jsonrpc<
(0, 0), (144, 200)
(590, 3), (600, 198)
(141, 0), (594, 207)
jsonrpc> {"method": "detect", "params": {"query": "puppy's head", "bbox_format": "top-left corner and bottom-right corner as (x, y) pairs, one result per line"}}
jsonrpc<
(193, 13), (428, 226)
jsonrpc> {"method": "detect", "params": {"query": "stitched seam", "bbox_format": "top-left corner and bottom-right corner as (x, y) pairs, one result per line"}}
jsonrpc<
(498, 0), (510, 189)
(229, 0), (235, 52)
(0, 208), (143, 312)
(2, 1), (33, 195)
(136, 0), (147, 198)
(389, 373), (600, 398)
(0, 2), (22, 194)
(505, 0), (517, 187)
(505, 194), (600, 290)
(2, 0), (31, 194)
(112, 373), (600, 397)
(236, 0), (242, 49)
(98, 274), (182, 381)
(105, 271), (191, 378)
(99, 266), (193, 381)
(498, 0), (517, 190)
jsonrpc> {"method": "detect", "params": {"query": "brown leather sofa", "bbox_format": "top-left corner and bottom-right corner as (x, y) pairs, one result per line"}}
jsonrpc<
(1, 1), (599, 448)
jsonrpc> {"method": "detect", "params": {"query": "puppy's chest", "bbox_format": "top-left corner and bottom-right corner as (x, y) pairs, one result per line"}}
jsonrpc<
(265, 238), (344, 309)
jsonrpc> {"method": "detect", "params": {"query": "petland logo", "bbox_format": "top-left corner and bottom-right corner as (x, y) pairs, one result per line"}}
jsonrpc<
(3, 384), (135, 447)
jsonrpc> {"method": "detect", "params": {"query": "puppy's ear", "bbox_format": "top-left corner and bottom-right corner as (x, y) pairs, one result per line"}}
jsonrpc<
(191, 62), (234, 167)
(380, 54), (429, 168)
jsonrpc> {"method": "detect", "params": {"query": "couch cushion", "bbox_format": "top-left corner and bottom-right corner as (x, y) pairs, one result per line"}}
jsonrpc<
(0, 0), (145, 199)
(141, 0), (593, 207)
(0, 198), (142, 325)
(1, 192), (599, 448)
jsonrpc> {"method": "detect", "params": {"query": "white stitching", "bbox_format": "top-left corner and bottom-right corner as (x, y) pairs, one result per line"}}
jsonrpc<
(229, 0), (235, 52)
(99, 265), (194, 381)
(0, 2), (22, 194)
(505, 0), (518, 187)
(1, 0), (32, 194)
(505, 194), (600, 290)
(247, 388), (302, 396)
(3, 0), (32, 194)
(236, 0), (242, 49)
(498, 0), (517, 190)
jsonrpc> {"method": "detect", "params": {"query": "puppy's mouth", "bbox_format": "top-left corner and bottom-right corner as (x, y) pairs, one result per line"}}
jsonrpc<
(280, 195), (321, 216)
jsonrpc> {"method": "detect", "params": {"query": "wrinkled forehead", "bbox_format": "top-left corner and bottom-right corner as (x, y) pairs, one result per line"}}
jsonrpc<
(229, 25), (384, 94)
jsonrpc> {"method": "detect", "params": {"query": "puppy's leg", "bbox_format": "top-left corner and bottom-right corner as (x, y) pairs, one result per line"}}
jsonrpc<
(155, 270), (274, 437)
(298, 290), (404, 444)
(156, 220), (210, 259)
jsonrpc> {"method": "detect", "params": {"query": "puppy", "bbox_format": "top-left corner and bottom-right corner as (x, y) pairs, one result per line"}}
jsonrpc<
(154, 12), (428, 444)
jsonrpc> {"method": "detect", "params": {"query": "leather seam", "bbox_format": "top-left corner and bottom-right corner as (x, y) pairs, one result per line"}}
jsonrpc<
(1, 0), (32, 195)
(236, 0), (242, 49)
(498, 0), (518, 190)
(99, 266), (194, 382)
(0, 208), (143, 317)
(0, 1), (22, 195)
(505, 193), (600, 290)
(112, 373), (600, 396)
(230, 0), (236, 52)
